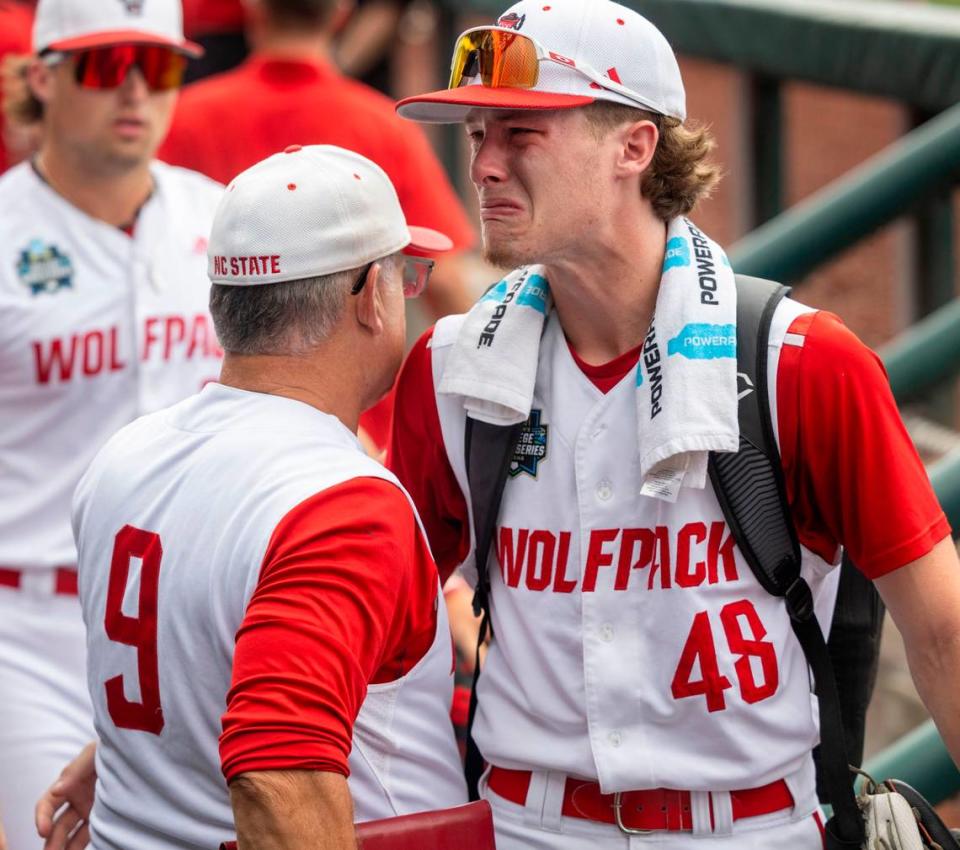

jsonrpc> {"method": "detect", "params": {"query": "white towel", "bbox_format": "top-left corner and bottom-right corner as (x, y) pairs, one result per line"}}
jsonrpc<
(635, 218), (739, 501)
(438, 218), (739, 502)
(437, 265), (551, 425)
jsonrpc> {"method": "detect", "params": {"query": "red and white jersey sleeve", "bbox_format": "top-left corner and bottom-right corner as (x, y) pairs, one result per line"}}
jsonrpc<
(0, 161), (224, 573)
(74, 384), (465, 850)
(387, 298), (949, 794)
(772, 309), (949, 576)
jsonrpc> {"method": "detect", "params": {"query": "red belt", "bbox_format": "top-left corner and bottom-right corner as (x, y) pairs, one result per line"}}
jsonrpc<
(487, 767), (793, 833)
(0, 567), (79, 596)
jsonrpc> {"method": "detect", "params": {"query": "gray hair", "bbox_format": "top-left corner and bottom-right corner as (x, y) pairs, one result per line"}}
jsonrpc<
(210, 253), (402, 355)
(210, 267), (355, 356)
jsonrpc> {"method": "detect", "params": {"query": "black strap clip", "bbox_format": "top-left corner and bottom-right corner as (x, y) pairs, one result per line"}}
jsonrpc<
(785, 574), (814, 622)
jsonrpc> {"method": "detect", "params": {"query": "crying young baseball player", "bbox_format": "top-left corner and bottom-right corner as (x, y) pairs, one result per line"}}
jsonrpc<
(62, 146), (466, 850)
(387, 1), (960, 848)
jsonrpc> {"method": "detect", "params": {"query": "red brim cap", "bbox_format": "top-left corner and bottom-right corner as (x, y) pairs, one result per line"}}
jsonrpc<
(397, 85), (596, 124)
(45, 30), (204, 58)
(405, 225), (454, 257)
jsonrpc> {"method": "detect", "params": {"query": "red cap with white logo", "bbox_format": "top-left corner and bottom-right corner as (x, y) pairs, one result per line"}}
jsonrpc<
(33, 0), (202, 57)
(208, 145), (452, 286)
(397, 0), (685, 123)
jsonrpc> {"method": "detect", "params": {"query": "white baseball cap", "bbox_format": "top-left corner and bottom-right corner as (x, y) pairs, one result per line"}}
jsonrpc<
(33, 0), (202, 57)
(397, 0), (685, 123)
(208, 145), (453, 287)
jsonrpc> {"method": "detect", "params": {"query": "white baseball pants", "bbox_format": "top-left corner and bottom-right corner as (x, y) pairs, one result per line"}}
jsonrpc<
(0, 581), (94, 850)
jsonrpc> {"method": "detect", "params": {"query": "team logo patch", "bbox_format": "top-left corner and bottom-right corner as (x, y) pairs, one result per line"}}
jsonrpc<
(667, 323), (736, 360)
(119, 0), (145, 14)
(509, 409), (548, 478)
(498, 12), (526, 30)
(663, 237), (690, 272)
(17, 239), (74, 295)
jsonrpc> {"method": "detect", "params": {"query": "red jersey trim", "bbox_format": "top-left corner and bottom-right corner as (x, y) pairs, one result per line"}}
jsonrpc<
(219, 477), (439, 781)
(566, 340), (643, 394)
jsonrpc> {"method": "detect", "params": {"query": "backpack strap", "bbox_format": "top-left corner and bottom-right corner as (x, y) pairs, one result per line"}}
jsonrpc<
(827, 553), (885, 771)
(708, 274), (864, 848)
(463, 416), (524, 800)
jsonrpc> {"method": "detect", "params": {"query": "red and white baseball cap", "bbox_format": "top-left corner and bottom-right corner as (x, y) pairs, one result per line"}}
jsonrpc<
(208, 145), (453, 286)
(33, 0), (202, 57)
(397, 0), (685, 123)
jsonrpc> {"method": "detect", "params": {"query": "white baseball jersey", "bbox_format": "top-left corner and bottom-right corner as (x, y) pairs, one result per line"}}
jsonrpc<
(0, 160), (223, 573)
(430, 298), (841, 795)
(74, 384), (466, 850)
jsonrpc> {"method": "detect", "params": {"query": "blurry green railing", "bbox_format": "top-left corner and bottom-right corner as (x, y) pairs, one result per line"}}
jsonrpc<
(440, 0), (960, 805)
(861, 720), (959, 800)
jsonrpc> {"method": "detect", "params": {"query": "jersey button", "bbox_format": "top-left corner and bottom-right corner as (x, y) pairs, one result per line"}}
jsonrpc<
(596, 480), (613, 501)
(592, 425), (606, 440)
(608, 730), (622, 747)
(600, 624), (615, 643)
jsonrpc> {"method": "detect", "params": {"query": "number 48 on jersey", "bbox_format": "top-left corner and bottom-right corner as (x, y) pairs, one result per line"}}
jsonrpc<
(671, 599), (779, 712)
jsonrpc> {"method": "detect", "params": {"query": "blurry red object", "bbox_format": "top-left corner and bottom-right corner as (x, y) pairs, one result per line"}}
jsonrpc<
(220, 800), (496, 850)
(0, 0), (35, 173)
(181, 0), (246, 38)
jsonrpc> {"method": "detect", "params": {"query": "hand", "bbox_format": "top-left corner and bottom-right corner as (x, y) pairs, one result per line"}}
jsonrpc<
(35, 741), (97, 850)
(444, 576), (486, 672)
(1, 815), (8, 850)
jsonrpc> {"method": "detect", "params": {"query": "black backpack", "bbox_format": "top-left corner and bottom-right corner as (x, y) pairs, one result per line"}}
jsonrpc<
(461, 275), (884, 849)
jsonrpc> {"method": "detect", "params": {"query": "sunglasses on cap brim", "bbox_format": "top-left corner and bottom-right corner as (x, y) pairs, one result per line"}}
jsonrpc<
(449, 26), (657, 111)
(43, 45), (188, 92)
(351, 255), (436, 300)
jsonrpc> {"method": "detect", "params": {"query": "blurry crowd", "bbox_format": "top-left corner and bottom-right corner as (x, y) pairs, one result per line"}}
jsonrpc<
(1, 0), (445, 177)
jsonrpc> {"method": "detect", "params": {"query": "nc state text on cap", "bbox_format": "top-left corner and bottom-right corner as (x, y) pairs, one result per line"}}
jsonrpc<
(212, 255), (282, 277)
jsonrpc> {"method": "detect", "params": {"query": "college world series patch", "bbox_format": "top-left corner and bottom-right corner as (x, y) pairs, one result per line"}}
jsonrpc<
(17, 240), (74, 295)
(509, 409), (548, 478)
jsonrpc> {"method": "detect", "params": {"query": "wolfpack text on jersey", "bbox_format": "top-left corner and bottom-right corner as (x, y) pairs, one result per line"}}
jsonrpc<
(0, 161), (224, 572)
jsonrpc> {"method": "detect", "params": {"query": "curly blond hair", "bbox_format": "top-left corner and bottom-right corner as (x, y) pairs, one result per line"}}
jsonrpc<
(583, 101), (722, 222)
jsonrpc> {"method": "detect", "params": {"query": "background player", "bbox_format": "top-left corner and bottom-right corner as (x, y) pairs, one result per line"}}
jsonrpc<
(71, 146), (465, 849)
(0, 1), (223, 846)
(0, 0), (36, 173)
(388, 1), (960, 847)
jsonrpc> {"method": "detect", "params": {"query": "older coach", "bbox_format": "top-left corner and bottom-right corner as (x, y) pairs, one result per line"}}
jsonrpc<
(58, 146), (466, 850)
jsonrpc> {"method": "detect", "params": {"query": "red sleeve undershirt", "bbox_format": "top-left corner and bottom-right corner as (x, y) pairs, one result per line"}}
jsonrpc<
(219, 477), (439, 782)
(387, 330), (471, 585)
(775, 311), (949, 577)
(387, 315), (949, 585)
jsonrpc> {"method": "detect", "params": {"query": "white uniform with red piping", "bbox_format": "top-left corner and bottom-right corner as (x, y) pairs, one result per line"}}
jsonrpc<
(429, 300), (835, 847)
(74, 384), (466, 849)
